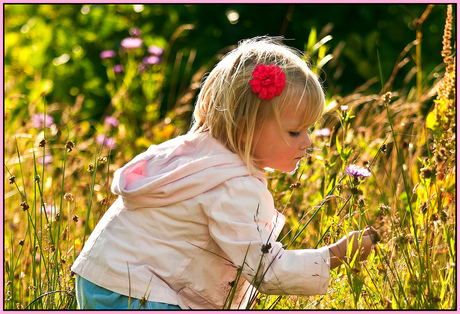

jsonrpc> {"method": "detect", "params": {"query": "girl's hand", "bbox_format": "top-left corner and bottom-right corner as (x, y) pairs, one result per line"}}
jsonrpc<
(327, 226), (378, 269)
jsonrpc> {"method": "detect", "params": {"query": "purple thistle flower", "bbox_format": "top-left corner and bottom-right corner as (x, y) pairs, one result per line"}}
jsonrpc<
(32, 113), (54, 129)
(113, 65), (123, 73)
(100, 50), (116, 59)
(96, 134), (117, 149)
(121, 37), (143, 49)
(345, 164), (371, 178)
(129, 27), (143, 37)
(147, 45), (164, 56)
(314, 128), (331, 138)
(104, 115), (119, 127)
(142, 55), (161, 65)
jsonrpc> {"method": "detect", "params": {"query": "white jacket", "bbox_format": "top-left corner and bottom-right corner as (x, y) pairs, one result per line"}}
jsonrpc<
(71, 132), (330, 309)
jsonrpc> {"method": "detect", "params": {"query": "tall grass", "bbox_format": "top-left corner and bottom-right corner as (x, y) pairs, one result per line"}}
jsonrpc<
(4, 5), (455, 310)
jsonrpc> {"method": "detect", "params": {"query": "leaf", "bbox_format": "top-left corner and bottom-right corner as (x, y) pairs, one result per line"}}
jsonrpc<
(426, 110), (442, 138)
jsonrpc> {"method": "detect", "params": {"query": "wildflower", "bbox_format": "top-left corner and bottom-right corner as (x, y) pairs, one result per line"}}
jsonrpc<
(142, 55), (161, 65)
(381, 92), (392, 103)
(358, 198), (365, 207)
(96, 134), (117, 149)
(39, 138), (46, 147)
(113, 65), (124, 73)
(20, 201), (29, 211)
(314, 128), (331, 138)
(19, 240), (25, 246)
(64, 192), (74, 202)
(32, 113), (54, 129)
(99, 50), (116, 59)
(129, 27), (142, 37)
(9, 176), (15, 184)
(38, 155), (52, 165)
(345, 164), (371, 178)
(87, 163), (94, 172)
(34, 175), (40, 183)
(147, 45), (164, 56)
(380, 144), (387, 155)
(98, 157), (107, 164)
(340, 105), (348, 111)
(104, 115), (119, 128)
(121, 37), (143, 50)
(66, 140), (75, 152)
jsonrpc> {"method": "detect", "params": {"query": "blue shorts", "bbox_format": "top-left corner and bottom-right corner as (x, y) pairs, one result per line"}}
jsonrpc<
(75, 275), (182, 310)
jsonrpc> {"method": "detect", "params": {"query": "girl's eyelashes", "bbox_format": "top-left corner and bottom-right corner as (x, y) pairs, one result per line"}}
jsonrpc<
(288, 131), (301, 137)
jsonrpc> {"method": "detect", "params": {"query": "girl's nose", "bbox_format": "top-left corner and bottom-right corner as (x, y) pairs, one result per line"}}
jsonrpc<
(300, 132), (311, 150)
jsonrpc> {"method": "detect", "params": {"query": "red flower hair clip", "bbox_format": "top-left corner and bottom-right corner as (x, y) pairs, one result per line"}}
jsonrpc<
(250, 63), (286, 100)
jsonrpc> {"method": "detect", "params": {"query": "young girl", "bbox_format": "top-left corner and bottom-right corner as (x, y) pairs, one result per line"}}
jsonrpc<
(71, 36), (375, 310)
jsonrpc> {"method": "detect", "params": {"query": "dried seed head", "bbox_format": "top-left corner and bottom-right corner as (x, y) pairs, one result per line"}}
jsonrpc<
(18, 239), (25, 246)
(101, 197), (109, 206)
(420, 167), (433, 179)
(64, 193), (74, 202)
(66, 141), (75, 152)
(87, 163), (94, 172)
(98, 157), (108, 164)
(72, 215), (79, 222)
(20, 201), (29, 211)
(34, 175), (41, 183)
(55, 213), (60, 222)
(49, 244), (56, 252)
(261, 242), (272, 254)
(380, 144), (387, 155)
(358, 198), (365, 207)
(290, 182), (301, 189)
(381, 92), (392, 104)
(9, 176), (16, 184)
(39, 138), (46, 148)
(419, 201), (429, 213)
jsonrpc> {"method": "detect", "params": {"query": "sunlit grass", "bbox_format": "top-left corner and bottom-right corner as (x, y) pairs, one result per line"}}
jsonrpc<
(4, 5), (455, 310)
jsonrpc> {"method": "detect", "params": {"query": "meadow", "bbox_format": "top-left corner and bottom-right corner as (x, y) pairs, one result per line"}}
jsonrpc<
(3, 4), (456, 310)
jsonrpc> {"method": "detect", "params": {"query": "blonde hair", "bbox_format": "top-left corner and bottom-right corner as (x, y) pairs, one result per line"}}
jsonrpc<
(189, 36), (325, 174)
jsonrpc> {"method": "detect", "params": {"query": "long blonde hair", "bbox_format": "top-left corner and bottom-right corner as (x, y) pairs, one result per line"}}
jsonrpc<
(189, 36), (325, 174)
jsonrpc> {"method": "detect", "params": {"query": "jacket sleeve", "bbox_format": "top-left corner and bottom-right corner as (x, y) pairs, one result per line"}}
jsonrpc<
(202, 177), (330, 296)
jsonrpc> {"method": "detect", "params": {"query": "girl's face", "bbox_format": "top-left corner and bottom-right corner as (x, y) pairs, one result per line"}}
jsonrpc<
(252, 96), (312, 172)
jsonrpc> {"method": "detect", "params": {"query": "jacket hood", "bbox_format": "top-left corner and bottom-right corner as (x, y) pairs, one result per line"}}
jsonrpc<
(111, 132), (265, 209)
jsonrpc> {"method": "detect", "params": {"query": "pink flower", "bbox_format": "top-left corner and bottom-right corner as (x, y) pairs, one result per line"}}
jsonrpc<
(147, 45), (164, 56)
(32, 113), (54, 128)
(314, 128), (331, 138)
(96, 134), (117, 149)
(113, 65), (123, 73)
(250, 63), (286, 100)
(142, 55), (161, 65)
(100, 50), (116, 59)
(121, 37), (143, 49)
(104, 116), (119, 127)
(38, 155), (52, 165)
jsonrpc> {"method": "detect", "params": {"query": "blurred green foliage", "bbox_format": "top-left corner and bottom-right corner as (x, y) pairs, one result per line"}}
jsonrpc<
(5, 4), (449, 123)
